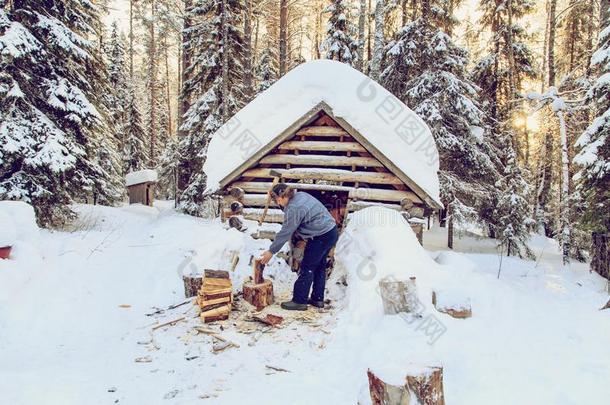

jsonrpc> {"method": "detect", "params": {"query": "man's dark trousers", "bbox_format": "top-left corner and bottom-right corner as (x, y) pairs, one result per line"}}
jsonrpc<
(292, 226), (339, 304)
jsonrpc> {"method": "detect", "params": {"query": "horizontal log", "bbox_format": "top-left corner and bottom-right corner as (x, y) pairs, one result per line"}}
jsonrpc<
(223, 194), (278, 208)
(242, 168), (402, 185)
(204, 269), (230, 279)
(348, 188), (423, 204)
(230, 181), (354, 194)
(347, 201), (403, 212)
(241, 208), (284, 223)
(277, 140), (366, 153)
(259, 154), (383, 168)
(295, 126), (349, 137)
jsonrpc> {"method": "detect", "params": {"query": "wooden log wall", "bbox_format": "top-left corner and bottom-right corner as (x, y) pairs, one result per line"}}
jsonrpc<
(220, 113), (429, 242)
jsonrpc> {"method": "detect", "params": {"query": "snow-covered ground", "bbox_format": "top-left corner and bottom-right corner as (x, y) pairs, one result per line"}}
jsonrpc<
(1, 202), (609, 405)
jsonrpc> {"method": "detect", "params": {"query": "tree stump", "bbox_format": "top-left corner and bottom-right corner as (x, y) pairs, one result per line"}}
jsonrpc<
(367, 366), (445, 405)
(378, 276), (420, 315)
(183, 275), (203, 298)
(243, 279), (274, 311)
(432, 290), (472, 319)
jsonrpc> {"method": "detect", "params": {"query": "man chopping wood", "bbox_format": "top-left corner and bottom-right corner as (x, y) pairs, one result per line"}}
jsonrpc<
(259, 183), (338, 311)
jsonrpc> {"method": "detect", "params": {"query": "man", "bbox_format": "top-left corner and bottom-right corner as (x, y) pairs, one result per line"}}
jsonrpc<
(259, 183), (339, 310)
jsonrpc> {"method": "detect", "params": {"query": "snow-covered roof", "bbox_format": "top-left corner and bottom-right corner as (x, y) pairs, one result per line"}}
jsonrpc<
(125, 169), (158, 187)
(203, 60), (441, 208)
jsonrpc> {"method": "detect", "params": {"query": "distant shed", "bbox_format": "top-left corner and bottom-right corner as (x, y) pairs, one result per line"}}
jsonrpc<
(202, 60), (443, 244)
(126, 169), (158, 206)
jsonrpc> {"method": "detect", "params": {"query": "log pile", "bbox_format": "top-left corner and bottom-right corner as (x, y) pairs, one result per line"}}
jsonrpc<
(242, 259), (274, 311)
(197, 270), (233, 323)
(367, 366), (445, 405)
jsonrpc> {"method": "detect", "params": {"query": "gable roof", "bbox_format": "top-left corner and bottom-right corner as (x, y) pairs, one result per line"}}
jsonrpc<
(203, 59), (442, 208)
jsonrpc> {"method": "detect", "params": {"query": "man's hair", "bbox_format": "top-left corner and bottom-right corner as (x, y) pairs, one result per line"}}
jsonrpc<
(271, 183), (295, 200)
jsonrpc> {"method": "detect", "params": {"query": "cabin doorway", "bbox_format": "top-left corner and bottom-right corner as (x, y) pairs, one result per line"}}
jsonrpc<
(300, 189), (348, 228)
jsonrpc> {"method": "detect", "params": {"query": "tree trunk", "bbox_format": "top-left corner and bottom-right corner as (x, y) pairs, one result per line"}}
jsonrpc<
(557, 110), (571, 264)
(378, 276), (419, 315)
(591, 232), (609, 283)
(220, 0), (230, 121)
(367, 366), (445, 405)
(149, 0), (157, 165)
(243, 279), (274, 310)
(369, 0), (385, 81)
(243, 0), (253, 101)
(356, 0), (366, 71)
(548, 0), (557, 87)
(279, 0), (288, 76)
(129, 0), (135, 80)
(163, 36), (172, 138)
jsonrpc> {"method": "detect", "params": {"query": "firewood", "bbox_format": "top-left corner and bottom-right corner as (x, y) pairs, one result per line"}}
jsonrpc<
(202, 278), (232, 288)
(243, 279), (274, 310)
(252, 313), (284, 327)
(204, 269), (230, 279)
(151, 316), (185, 331)
(253, 259), (265, 284)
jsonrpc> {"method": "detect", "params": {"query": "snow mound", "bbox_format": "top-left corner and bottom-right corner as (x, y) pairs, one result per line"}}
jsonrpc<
(0, 201), (38, 246)
(336, 207), (440, 323)
(203, 59), (441, 207)
(125, 169), (157, 186)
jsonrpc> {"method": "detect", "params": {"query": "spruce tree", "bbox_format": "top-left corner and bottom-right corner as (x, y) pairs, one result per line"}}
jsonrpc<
(321, 0), (358, 65)
(0, 0), (120, 225)
(381, 3), (504, 234)
(255, 38), (279, 93)
(176, 0), (244, 216)
(575, 2), (610, 233)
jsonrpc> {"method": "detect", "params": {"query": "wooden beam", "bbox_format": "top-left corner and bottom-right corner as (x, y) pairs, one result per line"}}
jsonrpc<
(347, 201), (403, 212)
(241, 208), (284, 223)
(349, 188), (423, 204)
(224, 193), (277, 207)
(259, 154), (383, 168)
(295, 126), (349, 137)
(242, 168), (402, 185)
(277, 140), (366, 153)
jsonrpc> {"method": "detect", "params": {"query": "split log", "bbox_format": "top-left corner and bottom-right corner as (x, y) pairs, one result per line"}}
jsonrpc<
(378, 276), (420, 315)
(367, 366), (445, 405)
(182, 275), (203, 298)
(432, 290), (471, 319)
(253, 259), (265, 284)
(243, 279), (274, 311)
(277, 140), (366, 153)
(242, 168), (402, 185)
(199, 270), (233, 322)
(200, 304), (231, 323)
(204, 269), (229, 279)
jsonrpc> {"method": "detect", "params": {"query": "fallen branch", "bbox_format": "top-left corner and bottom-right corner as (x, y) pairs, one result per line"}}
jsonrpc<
(151, 316), (185, 331)
(193, 327), (240, 348)
(265, 365), (290, 373)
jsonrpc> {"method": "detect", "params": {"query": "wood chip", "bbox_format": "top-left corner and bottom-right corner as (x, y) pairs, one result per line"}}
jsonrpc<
(118, 304), (131, 308)
(134, 355), (152, 363)
(265, 365), (290, 373)
(151, 316), (185, 331)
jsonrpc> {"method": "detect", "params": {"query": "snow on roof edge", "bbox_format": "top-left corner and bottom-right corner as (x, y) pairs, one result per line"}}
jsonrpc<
(125, 169), (158, 187)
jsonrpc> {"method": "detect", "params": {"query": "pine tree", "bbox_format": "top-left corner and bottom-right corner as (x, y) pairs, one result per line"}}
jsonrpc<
(575, 2), (610, 233)
(321, 0), (358, 65)
(123, 88), (149, 173)
(381, 3), (504, 236)
(0, 0), (120, 225)
(494, 146), (535, 258)
(255, 38), (279, 93)
(176, 0), (245, 216)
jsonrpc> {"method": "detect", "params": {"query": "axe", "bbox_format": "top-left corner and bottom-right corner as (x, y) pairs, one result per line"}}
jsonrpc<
(259, 169), (282, 225)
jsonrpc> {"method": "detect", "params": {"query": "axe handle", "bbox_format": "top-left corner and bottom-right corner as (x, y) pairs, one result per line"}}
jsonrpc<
(259, 177), (280, 225)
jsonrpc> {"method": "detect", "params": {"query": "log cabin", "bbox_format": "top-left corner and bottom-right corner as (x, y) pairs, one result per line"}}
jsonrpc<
(202, 60), (443, 245)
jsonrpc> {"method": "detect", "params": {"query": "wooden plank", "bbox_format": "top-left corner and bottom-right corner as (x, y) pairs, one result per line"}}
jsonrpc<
(259, 154), (383, 168)
(277, 140), (366, 153)
(223, 193), (277, 207)
(295, 126), (349, 137)
(242, 168), (402, 185)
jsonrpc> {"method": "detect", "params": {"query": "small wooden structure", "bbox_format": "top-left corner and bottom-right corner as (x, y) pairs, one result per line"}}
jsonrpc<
(125, 169), (157, 206)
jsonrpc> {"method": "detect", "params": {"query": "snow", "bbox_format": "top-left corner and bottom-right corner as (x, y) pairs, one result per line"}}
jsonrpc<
(1, 203), (609, 404)
(0, 201), (39, 250)
(203, 60), (441, 207)
(125, 169), (158, 186)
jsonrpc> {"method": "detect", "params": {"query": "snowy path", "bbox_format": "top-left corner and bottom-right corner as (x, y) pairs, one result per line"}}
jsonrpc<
(1, 203), (609, 404)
